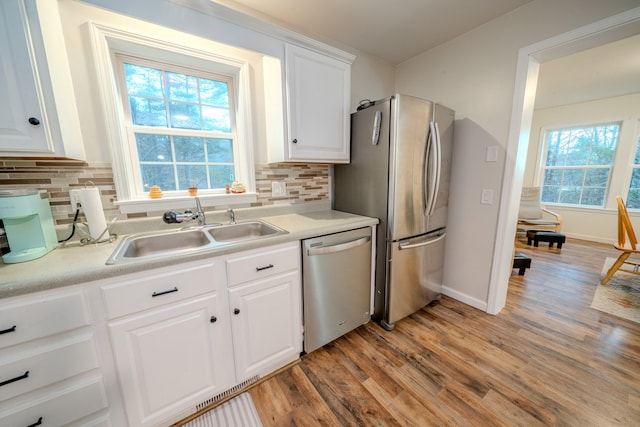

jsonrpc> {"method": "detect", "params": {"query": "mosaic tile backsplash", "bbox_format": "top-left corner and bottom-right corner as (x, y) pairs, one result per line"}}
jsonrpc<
(0, 159), (330, 226)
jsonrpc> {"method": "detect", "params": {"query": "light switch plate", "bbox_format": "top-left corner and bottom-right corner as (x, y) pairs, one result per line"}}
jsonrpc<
(272, 182), (286, 197)
(485, 146), (498, 162)
(481, 189), (493, 205)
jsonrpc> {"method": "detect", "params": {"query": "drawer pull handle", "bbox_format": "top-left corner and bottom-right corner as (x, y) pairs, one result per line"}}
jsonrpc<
(27, 417), (43, 427)
(234, 308), (240, 315)
(152, 287), (178, 297)
(256, 264), (274, 272)
(0, 370), (29, 387)
(0, 325), (17, 335)
(210, 316), (217, 323)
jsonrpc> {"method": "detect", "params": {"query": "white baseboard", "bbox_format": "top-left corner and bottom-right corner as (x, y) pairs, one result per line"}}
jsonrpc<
(442, 286), (488, 313)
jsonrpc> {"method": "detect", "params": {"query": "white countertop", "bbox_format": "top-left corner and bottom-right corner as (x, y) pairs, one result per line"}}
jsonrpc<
(0, 208), (378, 299)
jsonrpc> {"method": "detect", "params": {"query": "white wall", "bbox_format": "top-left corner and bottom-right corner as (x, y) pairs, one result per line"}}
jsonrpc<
(395, 0), (640, 309)
(524, 92), (640, 243)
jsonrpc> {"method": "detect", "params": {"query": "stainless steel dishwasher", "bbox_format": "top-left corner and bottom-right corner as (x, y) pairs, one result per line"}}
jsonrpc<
(302, 227), (372, 353)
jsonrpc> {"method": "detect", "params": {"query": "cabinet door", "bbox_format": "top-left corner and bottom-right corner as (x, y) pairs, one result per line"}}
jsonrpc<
(284, 44), (350, 163)
(0, 0), (84, 158)
(0, 0), (49, 153)
(108, 294), (234, 427)
(229, 271), (302, 382)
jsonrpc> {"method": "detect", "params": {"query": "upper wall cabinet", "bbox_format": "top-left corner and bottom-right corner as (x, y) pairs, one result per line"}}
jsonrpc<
(0, 0), (84, 159)
(271, 44), (352, 164)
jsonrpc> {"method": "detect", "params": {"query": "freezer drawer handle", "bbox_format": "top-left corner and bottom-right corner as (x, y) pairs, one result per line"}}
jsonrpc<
(152, 287), (178, 297)
(398, 232), (446, 250)
(256, 264), (274, 271)
(27, 417), (43, 427)
(307, 236), (370, 256)
(0, 370), (29, 387)
(0, 325), (17, 335)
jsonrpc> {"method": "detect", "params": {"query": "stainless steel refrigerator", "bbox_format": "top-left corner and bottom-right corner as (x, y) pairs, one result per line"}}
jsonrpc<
(334, 94), (454, 330)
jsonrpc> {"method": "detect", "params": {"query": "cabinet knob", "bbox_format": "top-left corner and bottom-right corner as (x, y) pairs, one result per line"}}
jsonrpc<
(292, 138), (297, 144)
(234, 308), (240, 315)
(210, 316), (217, 323)
(28, 117), (40, 126)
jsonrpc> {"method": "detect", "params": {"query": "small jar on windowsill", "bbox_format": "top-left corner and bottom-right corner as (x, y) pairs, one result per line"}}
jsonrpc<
(188, 187), (198, 196)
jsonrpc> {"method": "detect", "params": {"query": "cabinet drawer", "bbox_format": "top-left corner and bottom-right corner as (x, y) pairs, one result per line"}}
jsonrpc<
(101, 259), (218, 319)
(0, 334), (99, 402)
(0, 291), (90, 350)
(226, 242), (300, 287)
(0, 376), (107, 426)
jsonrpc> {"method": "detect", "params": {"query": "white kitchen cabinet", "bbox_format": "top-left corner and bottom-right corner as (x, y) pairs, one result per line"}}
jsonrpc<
(103, 259), (234, 427)
(226, 243), (302, 382)
(0, 0), (84, 158)
(271, 44), (351, 163)
(0, 287), (109, 426)
(108, 294), (235, 427)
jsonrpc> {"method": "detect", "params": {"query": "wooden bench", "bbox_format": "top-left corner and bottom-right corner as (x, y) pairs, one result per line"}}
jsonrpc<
(526, 230), (566, 249)
(513, 252), (532, 275)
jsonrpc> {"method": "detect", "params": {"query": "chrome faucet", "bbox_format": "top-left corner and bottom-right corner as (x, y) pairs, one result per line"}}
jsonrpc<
(163, 196), (205, 226)
(195, 197), (205, 226)
(227, 208), (236, 224)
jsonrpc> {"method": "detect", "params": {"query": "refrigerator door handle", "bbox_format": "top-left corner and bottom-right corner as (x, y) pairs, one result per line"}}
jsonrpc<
(424, 121), (439, 215)
(427, 122), (442, 216)
(307, 236), (370, 256)
(398, 231), (446, 250)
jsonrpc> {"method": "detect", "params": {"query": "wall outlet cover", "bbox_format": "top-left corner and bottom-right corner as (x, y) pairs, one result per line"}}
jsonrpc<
(69, 189), (82, 209)
(272, 182), (286, 197)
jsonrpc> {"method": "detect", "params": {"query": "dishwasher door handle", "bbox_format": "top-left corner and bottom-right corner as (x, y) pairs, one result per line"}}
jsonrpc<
(307, 236), (370, 256)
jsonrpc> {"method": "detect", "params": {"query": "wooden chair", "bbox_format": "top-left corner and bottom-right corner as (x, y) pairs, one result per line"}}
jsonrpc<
(517, 187), (563, 233)
(601, 196), (640, 285)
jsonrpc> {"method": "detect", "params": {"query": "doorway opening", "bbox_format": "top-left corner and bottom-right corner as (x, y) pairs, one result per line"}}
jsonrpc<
(488, 7), (640, 315)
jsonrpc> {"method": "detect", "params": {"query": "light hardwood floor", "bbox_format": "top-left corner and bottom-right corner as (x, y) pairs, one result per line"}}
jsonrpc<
(249, 237), (640, 426)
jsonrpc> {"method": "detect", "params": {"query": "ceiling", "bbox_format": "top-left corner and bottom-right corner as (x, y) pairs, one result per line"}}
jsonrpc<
(535, 33), (640, 109)
(211, 0), (640, 108)
(213, 0), (534, 64)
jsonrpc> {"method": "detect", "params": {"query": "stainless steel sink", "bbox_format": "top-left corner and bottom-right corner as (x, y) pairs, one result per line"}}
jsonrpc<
(106, 220), (287, 264)
(206, 221), (286, 242)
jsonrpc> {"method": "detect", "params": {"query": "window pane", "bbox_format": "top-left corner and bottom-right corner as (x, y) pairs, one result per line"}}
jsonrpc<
(206, 138), (233, 163)
(129, 97), (167, 127)
(169, 102), (200, 129)
(141, 164), (175, 191)
(200, 79), (229, 107)
(124, 64), (164, 97)
(584, 168), (609, 187)
(581, 187), (605, 206)
(558, 188), (580, 204)
(177, 165), (207, 190)
(136, 134), (172, 162)
(174, 136), (205, 162)
(563, 169), (585, 186)
(202, 106), (231, 132)
(628, 189), (640, 209)
(209, 165), (235, 188)
(166, 72), (198, 102)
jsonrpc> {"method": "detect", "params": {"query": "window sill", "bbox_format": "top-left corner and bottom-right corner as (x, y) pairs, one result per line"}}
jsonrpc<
(115, 192), (257, 214)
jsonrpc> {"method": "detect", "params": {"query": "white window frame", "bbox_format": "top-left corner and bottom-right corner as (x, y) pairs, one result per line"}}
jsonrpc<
(113, 54), (238, 197)
(536, 122), (621, 208)
(87, 22), (257, 213)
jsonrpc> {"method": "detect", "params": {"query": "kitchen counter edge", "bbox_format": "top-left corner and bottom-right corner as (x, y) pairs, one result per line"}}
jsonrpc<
(0, 210), (378, 299)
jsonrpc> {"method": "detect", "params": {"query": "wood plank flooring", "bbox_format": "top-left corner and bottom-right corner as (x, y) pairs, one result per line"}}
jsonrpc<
(249, 237), (640, 426)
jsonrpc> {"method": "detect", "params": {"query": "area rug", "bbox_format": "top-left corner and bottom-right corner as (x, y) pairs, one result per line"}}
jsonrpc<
(184, 392), (263, 427)
(593, 257), (640, 323)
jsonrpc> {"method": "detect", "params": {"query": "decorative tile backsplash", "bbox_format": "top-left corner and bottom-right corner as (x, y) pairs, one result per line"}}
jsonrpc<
(0, 159), (330, 225)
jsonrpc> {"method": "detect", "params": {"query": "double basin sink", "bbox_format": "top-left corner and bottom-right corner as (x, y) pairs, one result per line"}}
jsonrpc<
(106, 220), (287, 265)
